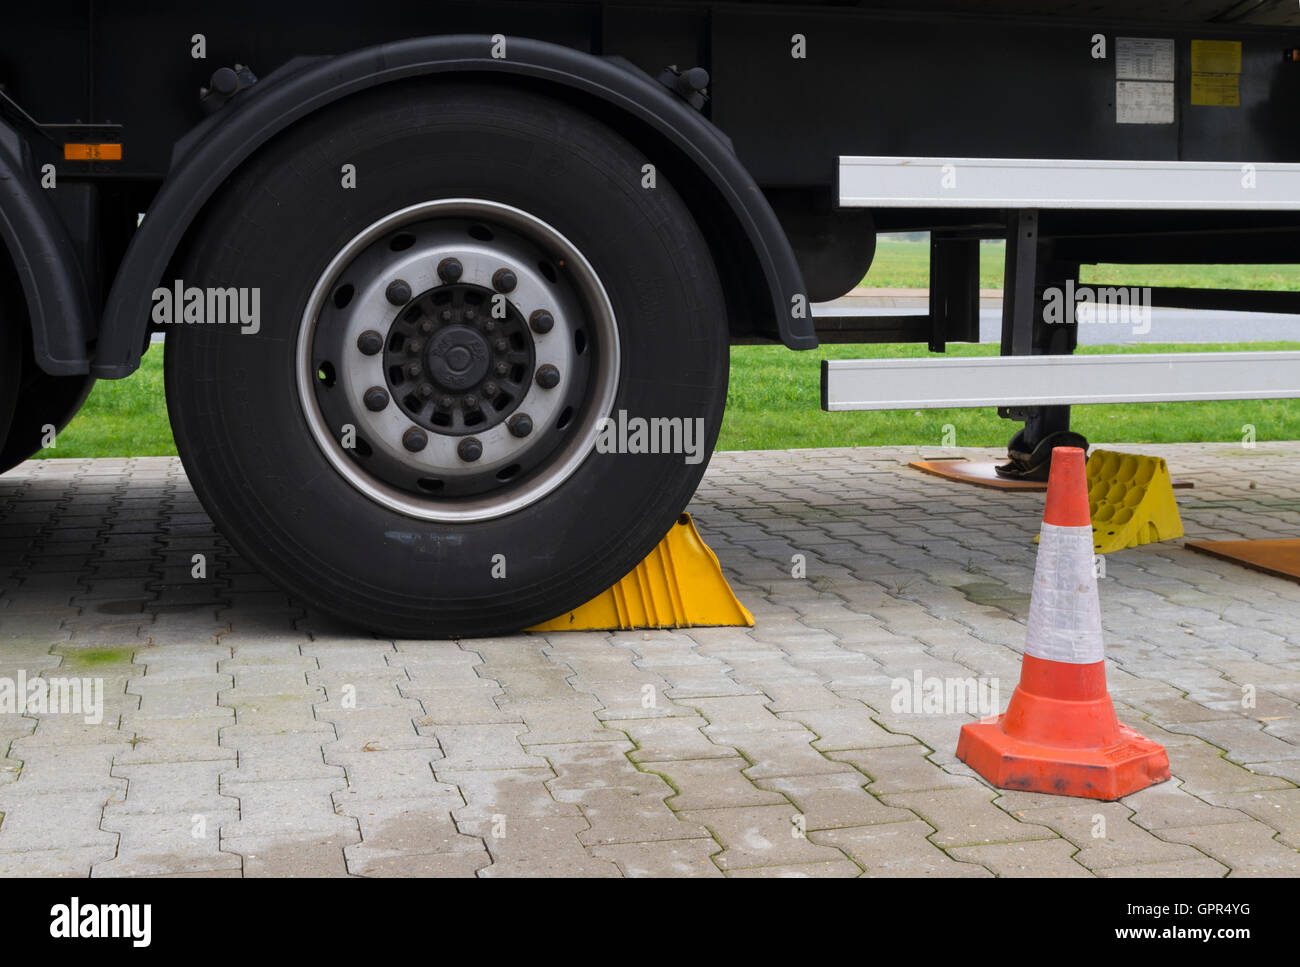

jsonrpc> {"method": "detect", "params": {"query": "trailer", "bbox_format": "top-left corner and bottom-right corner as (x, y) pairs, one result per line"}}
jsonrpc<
(1, 1), (1298, 635)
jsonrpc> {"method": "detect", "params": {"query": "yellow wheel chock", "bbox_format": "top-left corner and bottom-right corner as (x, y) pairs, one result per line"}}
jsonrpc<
(529, 513), (754, 632)
(1086, 449), (1183, 554)
(1036, 449), (1184, 554)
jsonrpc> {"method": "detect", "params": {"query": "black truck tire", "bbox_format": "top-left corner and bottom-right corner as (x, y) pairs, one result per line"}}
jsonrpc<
(164, 82), (730, 637)
(0, 266), (95, 475)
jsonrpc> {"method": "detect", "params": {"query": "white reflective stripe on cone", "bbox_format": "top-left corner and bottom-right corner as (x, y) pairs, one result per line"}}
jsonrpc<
(1024, 522), (1105, 665)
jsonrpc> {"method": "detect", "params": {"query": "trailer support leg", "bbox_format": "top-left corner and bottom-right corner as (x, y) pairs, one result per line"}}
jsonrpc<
(996, 211), (1088, 480)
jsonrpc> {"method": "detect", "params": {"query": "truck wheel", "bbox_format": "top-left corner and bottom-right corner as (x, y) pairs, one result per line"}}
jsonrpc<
(0, 369), (95, 474)
(164, 82), (729, 637)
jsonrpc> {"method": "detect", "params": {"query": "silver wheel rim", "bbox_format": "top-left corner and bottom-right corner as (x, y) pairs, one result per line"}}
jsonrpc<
(296, 199), (620, 522)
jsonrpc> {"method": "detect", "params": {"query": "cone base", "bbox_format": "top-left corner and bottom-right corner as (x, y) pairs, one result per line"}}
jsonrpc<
(957, 717), (1170, 801)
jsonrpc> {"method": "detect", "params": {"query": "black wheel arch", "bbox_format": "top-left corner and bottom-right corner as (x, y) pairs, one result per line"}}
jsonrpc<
(0, 120), (96, 377)
(91, 33), (815, 380)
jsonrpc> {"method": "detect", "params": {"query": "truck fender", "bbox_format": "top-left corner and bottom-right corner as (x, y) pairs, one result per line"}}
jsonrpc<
(0, 120), (94, 376)
(92, 34), (815, 378)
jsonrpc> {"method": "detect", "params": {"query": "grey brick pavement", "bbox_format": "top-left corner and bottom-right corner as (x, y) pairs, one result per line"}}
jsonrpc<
(0, 442), (1298, 876)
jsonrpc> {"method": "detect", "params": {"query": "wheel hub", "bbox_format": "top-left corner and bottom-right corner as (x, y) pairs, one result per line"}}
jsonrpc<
(383, 283), (534, 435)
(297, 199), (619, 521)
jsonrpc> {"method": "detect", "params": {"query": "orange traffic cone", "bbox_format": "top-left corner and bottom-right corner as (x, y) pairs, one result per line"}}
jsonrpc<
(956, 447), (1170, 801)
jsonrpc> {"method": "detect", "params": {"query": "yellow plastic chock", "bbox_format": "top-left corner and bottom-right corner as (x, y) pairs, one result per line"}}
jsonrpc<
(528, 513), (754, 632)
(1085, 449), (1184, 554)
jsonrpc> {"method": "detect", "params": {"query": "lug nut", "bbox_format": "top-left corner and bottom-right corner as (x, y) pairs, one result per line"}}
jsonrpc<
(418, 383), (435, 399)
(494, 339), (507, 352)
(492, 268), (518, 293)
(483, 381), (499, 397)
(465, 308), (476, 321)
(440, 309), (453, 322)
(406, 339), (423, 354)
(529, 310), (554, 334)
(402, 427), (428, 452)
(483, 320), (496, 333)
(462, 395), (479, 411)
(363, 387), (389, 411)
(508, 414), (533, 438)
(535, 364), (560, 389)
(458, 437), (483, 462)
(438, 258), (463, 283)
(420, 320), (434, 334)
(385, 279), (412, 306)
(438, 395), (454, 409)
(495, 361), (509, 376)
(356, 330), (383, 355)
(406, 362), (423, 378)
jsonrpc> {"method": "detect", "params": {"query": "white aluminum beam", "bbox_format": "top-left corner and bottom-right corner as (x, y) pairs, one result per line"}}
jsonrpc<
(821, 351), (1300, 411)
(837, 155), (1300, 210)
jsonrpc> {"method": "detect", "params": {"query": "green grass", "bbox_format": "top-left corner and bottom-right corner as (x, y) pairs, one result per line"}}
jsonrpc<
(37, 344), (176, 459)
(36, 339), (1300, 458)
(862, 239), (1300, 292)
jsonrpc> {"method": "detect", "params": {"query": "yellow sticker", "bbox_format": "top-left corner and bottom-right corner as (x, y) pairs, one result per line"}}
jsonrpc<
(1191, 39), (1242, 75)
(1191, 72), (1240, 106)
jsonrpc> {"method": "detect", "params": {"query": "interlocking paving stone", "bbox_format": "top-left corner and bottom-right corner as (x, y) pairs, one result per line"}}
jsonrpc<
(811, 821), (993, 877)
(1158, 821), (1300, 876)
(2, 443), (1300, 875)
(642, 758), (790, 810)
(589, 839), (723, 877)
(1006, 800), (1207, 871)
(947, 839), (1094, 877)
(95, 810), (241, 877)
(725, 859), (863, 877)
(677, 804), (852, 870)
(1094, 856), (1232, 878)
(828, 745), (978, 794)
(621, 716), (738, 762)
(756, 772), (914, 830)
(880, 787), (1056, 848)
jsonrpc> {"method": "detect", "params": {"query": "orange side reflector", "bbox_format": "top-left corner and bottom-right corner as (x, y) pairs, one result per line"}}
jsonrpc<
(63, 143), (123, 162)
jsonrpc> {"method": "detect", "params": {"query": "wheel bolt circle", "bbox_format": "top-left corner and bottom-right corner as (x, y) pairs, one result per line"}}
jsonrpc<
(357, 330), (383, 355)
(535, 364), (561, 389)
(458, 437), (483, 462)
(364, 387), (389, 411)
(385, 280), (412, 306)
(508, 414), (533, 438)
(492, 268), (518, 293)
(438, 258), (463, 283)
(529, 310), (554, 334)
(403, 427), (428, 452)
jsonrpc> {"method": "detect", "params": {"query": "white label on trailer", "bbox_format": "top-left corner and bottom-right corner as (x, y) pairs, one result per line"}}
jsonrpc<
(1116, 80), (1175, 124)
(1115, 37), (1175, 81)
